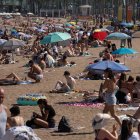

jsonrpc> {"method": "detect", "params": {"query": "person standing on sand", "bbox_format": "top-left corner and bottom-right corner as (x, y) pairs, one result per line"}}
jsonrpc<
(102, 68), (121, 126)
(0, 88), (7, 139)
(28, 60), (43, 82)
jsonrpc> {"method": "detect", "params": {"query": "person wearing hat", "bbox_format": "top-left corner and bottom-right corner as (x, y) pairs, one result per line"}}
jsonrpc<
(93, 113), (118, 140)
(0, 88), (7, 139)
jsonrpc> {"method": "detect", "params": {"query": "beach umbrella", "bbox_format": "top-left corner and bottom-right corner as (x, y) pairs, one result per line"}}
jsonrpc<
(112, 48), (138, 55)
(69, 22), (76, 25)
(1, 39), (25, 50)
(65, 23), (72, 27)
(120, 22), (134, 28)
(40, 32), (71, 44)
(27, 12), (34, 16)
(86, 60), (130, 73)
(79, 5), (92, 8)
(65, 28), (71, 31)
(112, 48), (138, 64)
(93, 30), (108, 41)
(100, 28), (110, 32)
(106, 25), (114, 32)
(106, 32), (131, 40)
(0, 39), (7, 46)
(1, 39), (25, 61)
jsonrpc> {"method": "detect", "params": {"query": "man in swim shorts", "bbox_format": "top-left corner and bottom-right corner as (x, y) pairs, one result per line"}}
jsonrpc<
(28, 60), (43, 82)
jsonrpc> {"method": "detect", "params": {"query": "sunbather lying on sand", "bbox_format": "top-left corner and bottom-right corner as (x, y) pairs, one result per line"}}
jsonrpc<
(0, 72), (28, 85)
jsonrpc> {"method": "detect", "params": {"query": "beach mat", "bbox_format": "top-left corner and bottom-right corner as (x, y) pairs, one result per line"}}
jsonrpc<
(0, 79), (33, 86)
(17, 80), (33, 85)
(117, 106), (139, 111)
(0, 79), (17, 86)
(61, 102), (103, 108)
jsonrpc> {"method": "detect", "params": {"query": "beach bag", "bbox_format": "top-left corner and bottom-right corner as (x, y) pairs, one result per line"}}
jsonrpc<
(58, 116), (72, 132)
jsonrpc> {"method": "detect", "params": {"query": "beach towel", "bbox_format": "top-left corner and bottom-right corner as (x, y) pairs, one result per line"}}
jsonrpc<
(117, 106), (139, 111)
(17, 93), (46, 106)
(81, 52), (91, 57)
(0, 79), (17, 86)
(16, 80), (33, 85)
(1, 126), (41, 140)
(0, 80), (33, 86)
(64, 102), (103, 108)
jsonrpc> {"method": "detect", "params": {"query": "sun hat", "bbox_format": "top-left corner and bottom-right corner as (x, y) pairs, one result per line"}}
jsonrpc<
(92, 113), (111, 130)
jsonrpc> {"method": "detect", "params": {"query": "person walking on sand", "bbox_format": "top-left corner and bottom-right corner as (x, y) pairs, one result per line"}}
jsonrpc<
(0, 88), (7, 139)
(102, 68), (121, 126)
(28, 60), (43, 82)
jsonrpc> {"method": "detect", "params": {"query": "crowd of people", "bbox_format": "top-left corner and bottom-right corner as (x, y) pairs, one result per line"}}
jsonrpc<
(0, 13), (139, 140)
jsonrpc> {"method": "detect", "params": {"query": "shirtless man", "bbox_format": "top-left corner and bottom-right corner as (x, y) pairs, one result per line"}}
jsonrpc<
(28, 60), (43, 82)
(0, 88), (7, 139)
(51, 71), (76, 93)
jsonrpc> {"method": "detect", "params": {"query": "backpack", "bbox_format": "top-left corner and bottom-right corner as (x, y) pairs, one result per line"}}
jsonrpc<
(58, 116), (73, 132)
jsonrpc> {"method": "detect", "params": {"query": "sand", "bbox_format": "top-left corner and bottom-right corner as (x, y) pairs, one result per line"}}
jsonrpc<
(1, 37), (140, 140)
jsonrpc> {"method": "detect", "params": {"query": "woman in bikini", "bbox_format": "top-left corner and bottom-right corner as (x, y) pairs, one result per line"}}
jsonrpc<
(102, 68), (121, 126)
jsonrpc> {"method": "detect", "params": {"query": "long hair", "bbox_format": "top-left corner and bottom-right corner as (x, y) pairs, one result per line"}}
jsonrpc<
(118, 73), (127, 88)
(120, 119), (132, 140)
(104, 68), (114, 80)
(37, 99), (48, 106)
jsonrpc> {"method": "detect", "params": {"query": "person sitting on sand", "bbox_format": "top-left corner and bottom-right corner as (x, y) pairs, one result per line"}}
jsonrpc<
(0, 72), (26, 85)
(38, 56), (46, 71)
(103, 49), (114, 61)
(28, 60), (43, 82)
(132, 76), (140, 100)
(57, 55), (69, 67)
(92, 113), (118, 140)
(44, 52), (55, 68)
(26, 99), (56, 128)
(7, 106), (24, 128)
(63, 45), (76, 57)
(118, 119), (139, 140)
(51, 71), (76, 93)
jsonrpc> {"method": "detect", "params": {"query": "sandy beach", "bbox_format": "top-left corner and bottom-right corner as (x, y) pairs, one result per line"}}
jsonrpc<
(0, 33), (140, 139)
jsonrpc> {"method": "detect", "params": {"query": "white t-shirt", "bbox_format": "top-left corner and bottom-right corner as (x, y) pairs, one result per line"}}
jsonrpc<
(128, 132), (140, 140)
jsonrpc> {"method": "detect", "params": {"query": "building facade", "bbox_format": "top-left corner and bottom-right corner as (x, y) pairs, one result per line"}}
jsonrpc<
(0, 0), (140, 20)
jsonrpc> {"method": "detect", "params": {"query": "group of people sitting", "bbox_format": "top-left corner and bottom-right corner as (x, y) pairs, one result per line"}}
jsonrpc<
(0, 88), (56, 140)
(116, 74), (140, 104)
